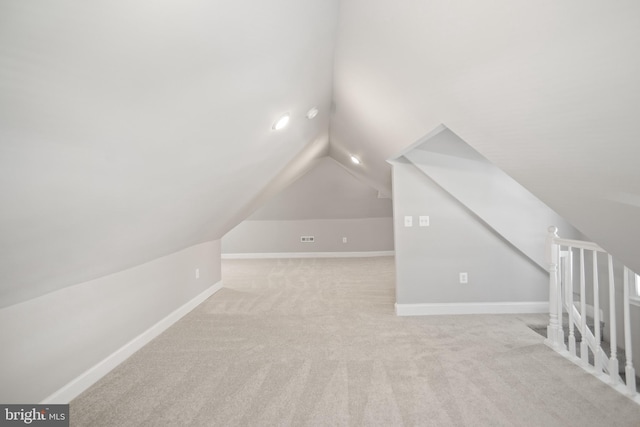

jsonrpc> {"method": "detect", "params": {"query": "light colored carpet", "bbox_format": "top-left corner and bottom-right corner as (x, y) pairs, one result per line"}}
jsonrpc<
(71, 257), (640, 426)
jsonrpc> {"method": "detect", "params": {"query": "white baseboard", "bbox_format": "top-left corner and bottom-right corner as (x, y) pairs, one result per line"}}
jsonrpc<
(41, 281), (224, 404)
(395, 301), (548, 316)
(222, 251), (395, 259)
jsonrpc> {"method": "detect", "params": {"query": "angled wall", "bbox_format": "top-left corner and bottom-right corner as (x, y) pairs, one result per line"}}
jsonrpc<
(0, 0), (338, 309)
(391, 158), (548, 314)
(403, 127), (583, 270)
(331, 0), (640, 276)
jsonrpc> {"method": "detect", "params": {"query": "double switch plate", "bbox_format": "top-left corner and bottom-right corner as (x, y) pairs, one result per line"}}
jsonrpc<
(404, 216), (429, 227)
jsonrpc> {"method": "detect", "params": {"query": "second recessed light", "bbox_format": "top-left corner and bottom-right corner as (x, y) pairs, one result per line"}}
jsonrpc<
(306, 107), (319, 119)
(272, 113), (290, 131)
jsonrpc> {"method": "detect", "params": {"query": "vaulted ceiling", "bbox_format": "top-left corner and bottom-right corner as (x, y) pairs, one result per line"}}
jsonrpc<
(2, 0), (640, 307)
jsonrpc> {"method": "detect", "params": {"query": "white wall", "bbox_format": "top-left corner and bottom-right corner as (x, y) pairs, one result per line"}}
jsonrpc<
(0, 239), (222, 404)
(392, 159), (548, 308)
(222, 157), (394, 255)
(0, 0), (339, 309)
(332, 0), (640, 276)
(222, 218), (393, 254)
(404, 128), (583, 270)
(247, 157), (393, 221)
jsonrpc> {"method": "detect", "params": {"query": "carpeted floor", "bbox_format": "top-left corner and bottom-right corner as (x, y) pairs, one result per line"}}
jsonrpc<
(71, 257), (640, 426)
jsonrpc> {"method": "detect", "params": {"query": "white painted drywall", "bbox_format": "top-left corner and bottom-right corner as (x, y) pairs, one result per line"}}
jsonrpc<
(0, 239), (221, 404)
(248, 157), (392, 220)
(331, 0), (640, 276)
(222, 156), (393, 255)
(392, 159), (547, 305)
(404, 128), (583, 270)
(0, 0), (338, 308)
(222, 218), (393, 254)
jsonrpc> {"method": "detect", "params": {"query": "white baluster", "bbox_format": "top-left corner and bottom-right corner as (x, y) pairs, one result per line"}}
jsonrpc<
(593, 251), (602, 374)
(546, 226), (562, 349)
(564, 250), (573, 307)
(580, 248), (589, 366)
(623, 267), (636, 395)
(557, 249), (565, 350)
(608, 254), (619, 384)
(568, 249), (576, 357)
(539, 234), (639, 399)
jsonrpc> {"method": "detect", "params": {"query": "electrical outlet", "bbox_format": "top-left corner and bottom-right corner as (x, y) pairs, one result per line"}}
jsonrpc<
(300, 236), (315, 243)
(459, 272), (468, 284)
(404, 216), (413, 227)
(419, 216), (430, 227)
(342, 237), (347, 243)
(195, 268), (200, 279)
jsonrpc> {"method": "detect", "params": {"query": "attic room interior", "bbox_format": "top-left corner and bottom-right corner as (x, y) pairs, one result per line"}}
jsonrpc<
(2, 1), (640, 425)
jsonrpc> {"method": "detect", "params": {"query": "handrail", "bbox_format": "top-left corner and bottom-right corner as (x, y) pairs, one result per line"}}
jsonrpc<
(546, 226), (638, 404)
(552, 237), (606, 253)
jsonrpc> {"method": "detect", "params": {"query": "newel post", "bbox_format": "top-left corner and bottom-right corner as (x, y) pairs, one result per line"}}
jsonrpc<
(545, 226), (562, 349)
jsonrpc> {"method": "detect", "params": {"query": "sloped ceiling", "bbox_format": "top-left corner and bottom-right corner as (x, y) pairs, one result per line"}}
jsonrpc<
(2, 1), (640, 307)
(330, 1), (640, 273)
(247, 156), (392, 220)
(0, 0), (338, 307)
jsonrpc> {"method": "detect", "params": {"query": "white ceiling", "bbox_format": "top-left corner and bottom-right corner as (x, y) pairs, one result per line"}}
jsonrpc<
(0, 0), (338, 306)
(331, 1), (640, 272)
(2, 1), (640, 307)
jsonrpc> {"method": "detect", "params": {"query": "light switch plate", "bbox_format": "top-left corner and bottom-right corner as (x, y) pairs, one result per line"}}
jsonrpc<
(404, 216), (413, 227)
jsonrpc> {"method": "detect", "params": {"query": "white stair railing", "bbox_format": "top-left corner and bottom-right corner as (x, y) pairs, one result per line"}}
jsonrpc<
(546, 226), (640, 403)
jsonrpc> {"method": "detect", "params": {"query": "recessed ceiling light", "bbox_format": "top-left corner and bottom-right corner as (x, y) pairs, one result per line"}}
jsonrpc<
(306, 107), (319, 119)
(272, 113), (290, 130)
(350, 155), (361, 165)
